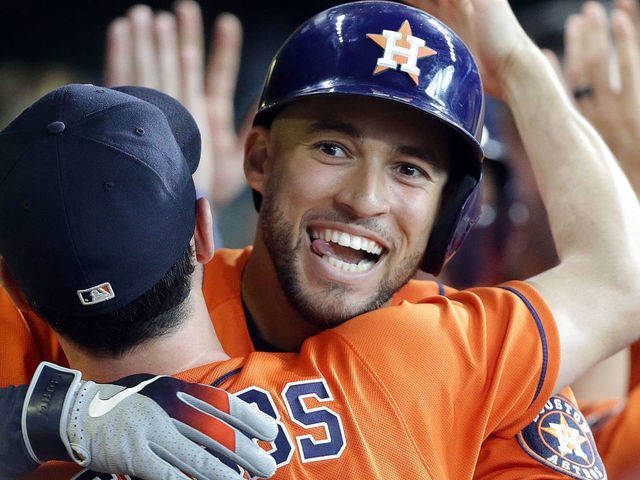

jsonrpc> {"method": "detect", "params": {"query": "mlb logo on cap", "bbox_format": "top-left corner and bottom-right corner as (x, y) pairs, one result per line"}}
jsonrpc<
(0, 84), (202, 316)
(77, 283), (115, 306)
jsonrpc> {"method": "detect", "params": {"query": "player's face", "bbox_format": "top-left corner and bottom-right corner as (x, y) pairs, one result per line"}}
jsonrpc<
(257, 96), (450, 327)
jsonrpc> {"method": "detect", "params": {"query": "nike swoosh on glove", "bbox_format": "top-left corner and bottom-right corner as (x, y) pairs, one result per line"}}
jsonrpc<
(22, 362), (278, 480)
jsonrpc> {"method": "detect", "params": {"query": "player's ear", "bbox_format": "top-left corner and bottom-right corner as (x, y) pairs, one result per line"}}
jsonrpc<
(194, 197), (214, 264)
(244, 126), (271, 195)
(0, 257), (32, 312)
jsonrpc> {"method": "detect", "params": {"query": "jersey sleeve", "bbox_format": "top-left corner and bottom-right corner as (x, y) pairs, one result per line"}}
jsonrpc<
(475, 388), (607, 480)
(588, 385), (640, 479)
(329, 280), (559, 449)
(0, 384), (40, 479)
(0, 289), (66, 388)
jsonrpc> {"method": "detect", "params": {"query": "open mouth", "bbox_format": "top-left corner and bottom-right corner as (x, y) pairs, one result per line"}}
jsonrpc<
(308, 227), (386, 273)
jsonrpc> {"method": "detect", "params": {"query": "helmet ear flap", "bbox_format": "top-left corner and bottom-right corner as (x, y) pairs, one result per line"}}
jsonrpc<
(422, 172), (482, 275)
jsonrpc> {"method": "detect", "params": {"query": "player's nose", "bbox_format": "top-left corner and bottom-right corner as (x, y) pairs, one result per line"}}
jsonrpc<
(334, 162), (391, 218)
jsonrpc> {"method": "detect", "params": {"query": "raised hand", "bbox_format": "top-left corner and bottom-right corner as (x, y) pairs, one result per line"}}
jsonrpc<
(562, 1), (640, 190)
(402, 0), (536, 97)
(22, 362), (277, 479)
(105, 1), (250, 209)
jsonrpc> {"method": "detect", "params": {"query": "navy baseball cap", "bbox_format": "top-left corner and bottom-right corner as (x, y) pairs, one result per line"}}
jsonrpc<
(0, 84), (200, 316)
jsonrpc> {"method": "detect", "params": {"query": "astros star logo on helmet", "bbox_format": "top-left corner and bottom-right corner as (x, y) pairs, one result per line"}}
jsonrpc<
(367, 20), (437, 85)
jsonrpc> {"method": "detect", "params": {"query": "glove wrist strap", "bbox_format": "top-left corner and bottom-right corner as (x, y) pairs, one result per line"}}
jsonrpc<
(22, 362), (82, 463)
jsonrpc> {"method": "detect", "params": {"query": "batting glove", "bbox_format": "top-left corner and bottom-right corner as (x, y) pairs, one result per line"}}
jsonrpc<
(22, 362), (277, 479)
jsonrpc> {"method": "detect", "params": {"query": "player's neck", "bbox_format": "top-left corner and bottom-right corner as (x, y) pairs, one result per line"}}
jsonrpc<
(242, 235), (323, 352)
(59, 290), (229, 383)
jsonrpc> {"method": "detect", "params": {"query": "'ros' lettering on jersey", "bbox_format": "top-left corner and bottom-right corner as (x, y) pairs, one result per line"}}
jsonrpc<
(517, 394), (607, 480)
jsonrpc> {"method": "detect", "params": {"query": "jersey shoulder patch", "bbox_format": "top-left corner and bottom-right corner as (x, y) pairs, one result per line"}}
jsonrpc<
(517, 394), (607, 479)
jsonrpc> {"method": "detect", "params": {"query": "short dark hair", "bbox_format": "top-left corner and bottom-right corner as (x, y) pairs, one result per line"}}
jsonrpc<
(31, 245), (195, 357)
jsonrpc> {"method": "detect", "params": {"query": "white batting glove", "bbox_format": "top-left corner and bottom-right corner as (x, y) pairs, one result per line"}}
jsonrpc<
(22, 362), (277, 479)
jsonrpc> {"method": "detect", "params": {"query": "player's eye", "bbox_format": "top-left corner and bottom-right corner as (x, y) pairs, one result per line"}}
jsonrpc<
(394, 163), (428, 180)
(316, 142), (348, 158)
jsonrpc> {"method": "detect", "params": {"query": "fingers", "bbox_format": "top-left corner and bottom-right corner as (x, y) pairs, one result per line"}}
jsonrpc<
(171, 406), (276, 478)
(172, 383), (278, 475)
(155, 12), (181, 97)
(129, 5), (158, 88)
(612, 8), (640, 98)
(207, 13), (243, 145)
(105, 18), (132, 86)
(104, 4), (183, 95)
(227, 392), (278, 441)
(564, 12), (597, 119)
(179, 383), (278, 441)
(175, 0), (206, 108)
(582, 2), (612, 95)
(202, 12), (246, 206)
(564, 14), (588, 91)
(149, 441), (246, 480)
(615, 0), (640, 28)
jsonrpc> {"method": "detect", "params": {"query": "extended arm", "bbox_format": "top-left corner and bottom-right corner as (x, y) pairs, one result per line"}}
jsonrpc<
(504, 39), (640, 390)
(406, 0), (640, 391)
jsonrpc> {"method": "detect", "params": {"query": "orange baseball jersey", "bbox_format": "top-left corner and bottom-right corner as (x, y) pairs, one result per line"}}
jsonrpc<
(576, 341), (640, 480)
(584, 389), (640, 480)
(3, 248), (598, 479)
(21, 280), (558, 480)
(203, 250), (607, 480)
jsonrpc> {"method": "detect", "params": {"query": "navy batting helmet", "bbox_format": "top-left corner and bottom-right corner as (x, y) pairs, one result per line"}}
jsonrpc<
(253, 1), (485, 275)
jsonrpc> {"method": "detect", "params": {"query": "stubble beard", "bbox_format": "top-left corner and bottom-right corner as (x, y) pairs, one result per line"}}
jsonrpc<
(259, 191), (423, 329)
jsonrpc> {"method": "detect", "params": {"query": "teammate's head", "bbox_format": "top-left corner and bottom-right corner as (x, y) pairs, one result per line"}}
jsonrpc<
(0, 84), (212, 355)
(244, 1), (484, 327)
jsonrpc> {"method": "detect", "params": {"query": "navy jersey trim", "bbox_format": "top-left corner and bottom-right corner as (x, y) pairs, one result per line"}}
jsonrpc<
(211, 367), (242, 387)
(437, 283), (445, 296)
(499, 286), (548, 406)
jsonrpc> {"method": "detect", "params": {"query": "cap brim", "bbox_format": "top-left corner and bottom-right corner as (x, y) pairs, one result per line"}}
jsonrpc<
(112, 86), (201, 174)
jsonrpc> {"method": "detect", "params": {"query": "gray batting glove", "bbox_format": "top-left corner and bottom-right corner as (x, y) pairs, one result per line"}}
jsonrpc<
(22, 362), (277, 479)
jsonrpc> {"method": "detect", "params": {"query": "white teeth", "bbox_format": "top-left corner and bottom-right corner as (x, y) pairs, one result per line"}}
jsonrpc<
(322, 255), (376, 272)
(338, 232), (351, 247)
(358, 259), (375, 270)
(310, 228), (384, 256)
